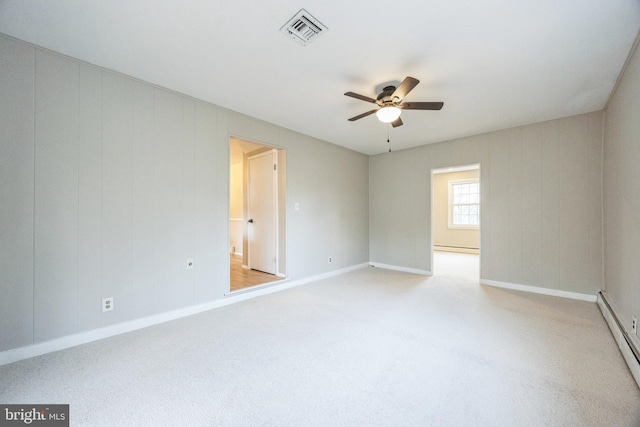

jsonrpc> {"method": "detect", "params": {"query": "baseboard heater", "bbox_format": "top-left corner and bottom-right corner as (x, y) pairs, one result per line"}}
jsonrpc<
(433, 245), (479, 254)
(597, 291), (640, 388)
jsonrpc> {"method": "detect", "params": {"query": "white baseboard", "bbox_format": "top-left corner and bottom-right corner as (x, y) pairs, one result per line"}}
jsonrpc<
(433, 246), (479, 255)
(290, 263), (370, 285)
(0, 263), (369, 367)
(480, 279), (597, 302)
(369, 262), (431, 276)
(597, 292), (640, 388)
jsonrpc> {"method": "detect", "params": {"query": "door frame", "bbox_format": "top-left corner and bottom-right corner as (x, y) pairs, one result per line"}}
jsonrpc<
(228, 135), (287, 294)
(430, 163), (482, 278)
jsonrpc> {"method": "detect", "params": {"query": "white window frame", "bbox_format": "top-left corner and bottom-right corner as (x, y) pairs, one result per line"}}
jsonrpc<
(448, 178), (480, 229)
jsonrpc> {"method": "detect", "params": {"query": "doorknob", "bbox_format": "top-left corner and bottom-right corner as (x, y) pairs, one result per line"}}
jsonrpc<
(248, 219), (254, 223)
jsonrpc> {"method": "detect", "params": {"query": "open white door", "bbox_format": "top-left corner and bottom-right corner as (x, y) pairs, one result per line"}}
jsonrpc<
(247, 150), (277, 274)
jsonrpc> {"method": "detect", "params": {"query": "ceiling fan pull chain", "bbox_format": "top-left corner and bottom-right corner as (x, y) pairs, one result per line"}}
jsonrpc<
(387, 124), (391, 152)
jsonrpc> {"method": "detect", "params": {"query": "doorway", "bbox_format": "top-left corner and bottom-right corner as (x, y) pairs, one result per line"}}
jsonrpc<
(229, 137), (286, 292)
(431, 164), (480, 281)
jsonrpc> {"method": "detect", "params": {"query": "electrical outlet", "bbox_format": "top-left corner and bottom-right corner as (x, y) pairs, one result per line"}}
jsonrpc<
(102, 297), (113, 312)
(186, 259), (194, 270)
(633, 316), (638, 335)
(328, 257), (332, 263)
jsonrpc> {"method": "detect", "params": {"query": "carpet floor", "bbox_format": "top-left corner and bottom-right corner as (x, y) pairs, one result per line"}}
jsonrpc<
(1, 253), (639, 426)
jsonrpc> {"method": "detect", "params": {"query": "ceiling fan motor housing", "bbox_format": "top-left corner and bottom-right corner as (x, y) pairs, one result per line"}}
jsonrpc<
(377, 86), (398, 104)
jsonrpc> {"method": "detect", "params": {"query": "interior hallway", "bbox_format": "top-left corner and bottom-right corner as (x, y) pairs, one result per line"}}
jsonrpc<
(230, 254), (280, 292)
(433, 250), (480, 282)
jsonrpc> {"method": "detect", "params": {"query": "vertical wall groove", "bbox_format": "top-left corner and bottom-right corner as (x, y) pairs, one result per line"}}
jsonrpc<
(32, 45), (37, 345)
(100, 71), (105, 323)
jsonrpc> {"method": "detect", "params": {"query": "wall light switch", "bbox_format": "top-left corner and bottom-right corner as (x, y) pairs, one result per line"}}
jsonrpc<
(295, 202), (300, 211)
(186, 259), (194, 270)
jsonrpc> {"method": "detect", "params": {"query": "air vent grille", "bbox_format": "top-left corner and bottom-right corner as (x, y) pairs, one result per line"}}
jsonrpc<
(280, 9), (327, 46)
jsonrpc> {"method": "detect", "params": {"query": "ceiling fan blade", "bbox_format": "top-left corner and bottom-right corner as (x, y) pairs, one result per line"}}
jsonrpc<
(401, 102), (444, 110)
(391, 117), (403, 128)
(348, 109), (378, 121)
(344, 92), (377, 104)
(392, 77), (420, 101)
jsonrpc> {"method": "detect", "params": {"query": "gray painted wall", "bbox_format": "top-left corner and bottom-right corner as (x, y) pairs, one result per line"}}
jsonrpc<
(0, 35), (369, 353)
(370, 111), (603, 295)
(603, 36), (640, 351)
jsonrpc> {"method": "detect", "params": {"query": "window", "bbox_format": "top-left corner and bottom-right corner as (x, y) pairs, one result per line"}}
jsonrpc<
(448, 179), (480, 228)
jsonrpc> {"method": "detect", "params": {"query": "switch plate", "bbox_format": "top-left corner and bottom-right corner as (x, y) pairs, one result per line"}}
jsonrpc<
(295, 202), (300, 211)
(102, 297), (113, 312)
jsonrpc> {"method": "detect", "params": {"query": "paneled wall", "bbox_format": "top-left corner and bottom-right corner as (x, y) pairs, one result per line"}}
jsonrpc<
(0, 35), (369, 353)
(33, 49), (80, 341)
(0, 35), (35, 350)
(370, 112), (603, 295)
(603, 37), (640, 350)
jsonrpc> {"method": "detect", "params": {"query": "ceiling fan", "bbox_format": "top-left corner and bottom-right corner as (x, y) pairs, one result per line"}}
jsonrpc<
(344, 76), (443, 127)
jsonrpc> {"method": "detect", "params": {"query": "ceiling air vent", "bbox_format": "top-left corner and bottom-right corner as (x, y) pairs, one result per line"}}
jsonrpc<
(280, 9), (327, 46)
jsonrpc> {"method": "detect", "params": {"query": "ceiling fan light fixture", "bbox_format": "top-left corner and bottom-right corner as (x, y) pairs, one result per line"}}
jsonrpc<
(376, 106), (401, 123)
(345, 76), (443, 126)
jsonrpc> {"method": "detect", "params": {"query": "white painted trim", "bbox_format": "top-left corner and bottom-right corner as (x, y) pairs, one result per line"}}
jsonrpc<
(480, 279), (597, 302)
(282, 263), (369, 287)
(229, 217), (243, 222)
(369, 262), (431, 276)
(0, 263), (369, 367)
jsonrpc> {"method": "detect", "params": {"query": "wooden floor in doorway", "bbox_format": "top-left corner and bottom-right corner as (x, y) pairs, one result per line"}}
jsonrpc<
(230, 254), (281, 292)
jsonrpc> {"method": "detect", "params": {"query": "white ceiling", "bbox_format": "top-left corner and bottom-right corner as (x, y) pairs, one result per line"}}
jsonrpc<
(1, 0), (638, 155)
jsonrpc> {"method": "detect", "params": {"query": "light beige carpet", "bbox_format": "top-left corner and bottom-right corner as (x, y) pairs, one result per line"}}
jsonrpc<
(1, 253), (639, 426)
